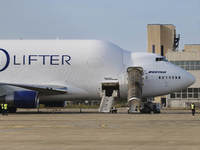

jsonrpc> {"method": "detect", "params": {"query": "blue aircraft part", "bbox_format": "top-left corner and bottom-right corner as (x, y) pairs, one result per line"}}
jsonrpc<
(14, 91), (38, 108)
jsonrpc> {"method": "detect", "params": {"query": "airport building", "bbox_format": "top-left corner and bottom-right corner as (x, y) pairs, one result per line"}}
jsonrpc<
(147, 24), (180, 56)
(147, 24), (200, 107)
(166, 45), (200, 107)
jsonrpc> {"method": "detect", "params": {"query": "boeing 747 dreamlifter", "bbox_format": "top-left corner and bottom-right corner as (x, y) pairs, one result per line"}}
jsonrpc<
(0, 40), (195, 113)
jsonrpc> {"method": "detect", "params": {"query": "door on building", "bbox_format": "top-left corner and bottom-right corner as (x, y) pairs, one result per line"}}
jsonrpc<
(161, 98), (166, 107)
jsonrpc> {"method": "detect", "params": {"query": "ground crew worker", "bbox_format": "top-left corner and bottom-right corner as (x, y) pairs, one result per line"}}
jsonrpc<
(4, 103), (8, 116)
(191, 103), (195, 116)
(1, 103), (4, 115)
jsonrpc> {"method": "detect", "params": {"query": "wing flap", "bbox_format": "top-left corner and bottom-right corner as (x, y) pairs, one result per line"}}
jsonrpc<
(0, 83), (67, 95)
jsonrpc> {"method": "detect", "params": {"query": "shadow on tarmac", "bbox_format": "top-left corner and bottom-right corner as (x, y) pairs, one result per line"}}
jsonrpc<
(11, 108), (199, 115)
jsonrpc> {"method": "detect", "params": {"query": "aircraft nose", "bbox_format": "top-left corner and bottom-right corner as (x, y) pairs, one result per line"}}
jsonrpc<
(188, 72), (196, 86)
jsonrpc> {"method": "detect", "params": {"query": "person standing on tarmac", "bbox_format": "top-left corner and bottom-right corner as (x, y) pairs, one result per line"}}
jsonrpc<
(1, 103), (4, 115)
(4, 103), (8, 116)
(191, 103), (195, 116)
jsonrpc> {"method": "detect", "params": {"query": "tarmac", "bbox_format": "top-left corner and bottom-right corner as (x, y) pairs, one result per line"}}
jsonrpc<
(0, 108), (200, 150)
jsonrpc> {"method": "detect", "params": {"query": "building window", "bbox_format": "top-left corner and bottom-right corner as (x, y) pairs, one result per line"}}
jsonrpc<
(152, 45), (155, 53)
(161, 45), (164, 56)
(170, 88), (200, 99)
(170, 94), (175, 98)
(170, 60), (200, 70)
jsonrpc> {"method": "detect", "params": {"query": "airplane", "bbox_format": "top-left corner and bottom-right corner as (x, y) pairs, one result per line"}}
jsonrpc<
(0, 39), (196, 113)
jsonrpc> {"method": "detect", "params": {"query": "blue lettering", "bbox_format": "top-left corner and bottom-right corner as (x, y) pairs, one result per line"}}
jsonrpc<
(29, 55), (37, 65)
(148, 71), (167, 74)
(4, 53), (71, 68)
(50, 55), (59, 65)
(14, 55), (21, 65)
(0, 49), (72, 72)
(39, 55), (50, 65)
(0, 49), (10, 72)
(23, 55), (25, 65)
(62, 55), (71, 65)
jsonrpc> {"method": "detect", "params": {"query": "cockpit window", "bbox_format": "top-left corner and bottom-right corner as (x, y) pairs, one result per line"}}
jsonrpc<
(156, 57), (168, 62)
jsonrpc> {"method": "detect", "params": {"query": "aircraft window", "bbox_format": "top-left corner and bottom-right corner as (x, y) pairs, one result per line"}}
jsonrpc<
(146, 76), (148, 79)
(162, 76), (164, 79)
(165, 76), (167, 79)
(175, 76), (177, 79)
(178, 76), (181, 79)
(156, 57), (168, 62)
(172, 76), (174, 79)
(169, 76), (171, 79)
(159, 76), (161, 79)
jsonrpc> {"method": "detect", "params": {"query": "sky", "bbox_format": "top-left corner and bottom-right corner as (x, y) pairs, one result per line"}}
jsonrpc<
(0, 0), (199, 52)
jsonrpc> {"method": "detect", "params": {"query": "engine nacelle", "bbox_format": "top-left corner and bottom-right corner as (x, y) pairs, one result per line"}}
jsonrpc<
(4, 91), (39, 108)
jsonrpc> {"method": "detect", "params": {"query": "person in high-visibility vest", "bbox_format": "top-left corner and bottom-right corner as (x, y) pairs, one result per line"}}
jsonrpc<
(4, 103), (8, 116)
(191, 103), (195, 116)
(1, 103), (4, 115)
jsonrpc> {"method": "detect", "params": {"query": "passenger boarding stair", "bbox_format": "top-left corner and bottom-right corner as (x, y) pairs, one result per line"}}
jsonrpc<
(99, 90), (118, 113)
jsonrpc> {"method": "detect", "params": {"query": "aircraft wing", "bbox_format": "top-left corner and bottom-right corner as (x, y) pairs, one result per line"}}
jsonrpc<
(0, 83), (68, 95)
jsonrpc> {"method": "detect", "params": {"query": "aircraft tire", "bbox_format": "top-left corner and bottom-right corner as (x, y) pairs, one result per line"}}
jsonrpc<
(143, 106), (151, 114)
(8, 106), (17, 113)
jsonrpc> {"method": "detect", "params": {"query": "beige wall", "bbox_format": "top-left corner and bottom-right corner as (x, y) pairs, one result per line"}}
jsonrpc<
(185, 45), (200, 52)
(147, 24), (176, 57)
(161, 25), (176, 54)
(147, 25), (161, 54)
(167, 51), (200, 61)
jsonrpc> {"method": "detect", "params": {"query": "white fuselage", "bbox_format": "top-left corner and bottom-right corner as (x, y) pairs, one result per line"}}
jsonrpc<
(0, 40), (195, 102)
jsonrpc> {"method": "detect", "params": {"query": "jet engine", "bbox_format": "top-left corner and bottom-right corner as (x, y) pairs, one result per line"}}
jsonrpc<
(0, 91), (39, 108)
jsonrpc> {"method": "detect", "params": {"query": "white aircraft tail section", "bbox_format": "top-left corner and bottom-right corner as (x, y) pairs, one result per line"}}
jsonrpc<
(99, 90), (118, 113)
